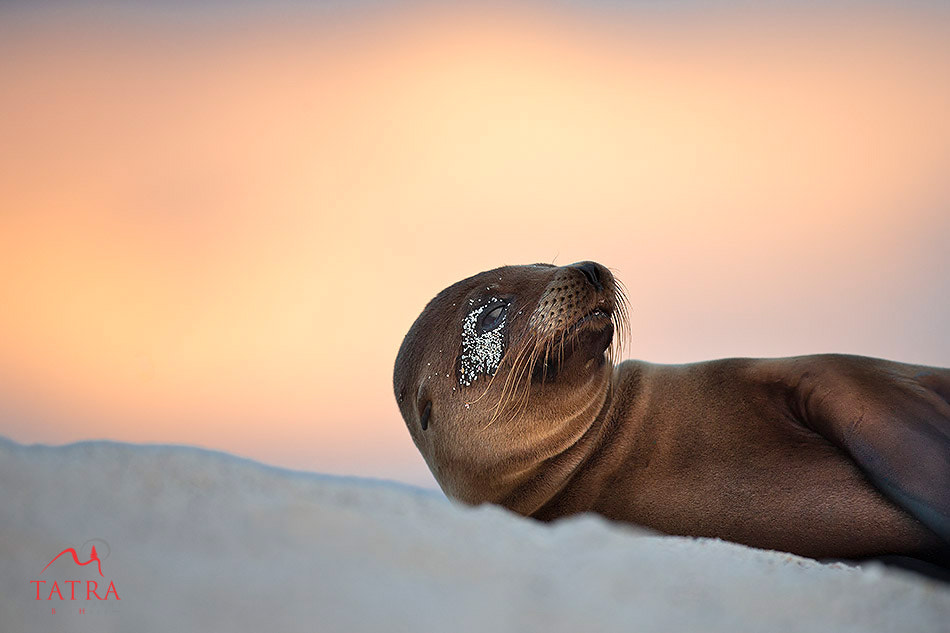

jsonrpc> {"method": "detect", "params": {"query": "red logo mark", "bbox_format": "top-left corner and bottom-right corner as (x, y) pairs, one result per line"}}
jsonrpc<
(30, 539), (120, 604)
(40, 546), (103, 577)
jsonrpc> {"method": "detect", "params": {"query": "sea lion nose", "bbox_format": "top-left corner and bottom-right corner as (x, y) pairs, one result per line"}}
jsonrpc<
(570, 261), (605, 292)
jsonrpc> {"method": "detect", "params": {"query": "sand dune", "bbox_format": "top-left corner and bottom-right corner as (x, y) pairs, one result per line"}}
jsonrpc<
(1, 436), (948, 632)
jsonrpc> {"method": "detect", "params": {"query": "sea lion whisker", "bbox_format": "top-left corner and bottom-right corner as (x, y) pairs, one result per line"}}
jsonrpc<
(484, 336), (541, 429)
(488, 328), (547, 422)
(486, 344), (535, 426)
(472, 336), (532, 409)
(483, 341), (533, 424)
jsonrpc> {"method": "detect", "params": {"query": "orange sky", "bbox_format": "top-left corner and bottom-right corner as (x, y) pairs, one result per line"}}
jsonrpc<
(1, 4), (948, 487)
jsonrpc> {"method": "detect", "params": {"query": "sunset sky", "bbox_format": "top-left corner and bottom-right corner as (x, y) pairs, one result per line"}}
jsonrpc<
(1, 2), (948, 488)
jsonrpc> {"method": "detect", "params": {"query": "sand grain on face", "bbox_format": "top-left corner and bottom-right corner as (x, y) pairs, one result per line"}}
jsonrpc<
(459, 299), (507, 387)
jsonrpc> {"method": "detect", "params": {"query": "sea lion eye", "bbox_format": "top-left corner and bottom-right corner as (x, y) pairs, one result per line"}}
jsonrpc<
(420, 400), (432, 431)
(459, 297), (509, 387)
(478, 303), (508, 333)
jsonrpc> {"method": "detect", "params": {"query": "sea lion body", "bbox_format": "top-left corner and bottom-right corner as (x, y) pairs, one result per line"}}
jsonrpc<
(394, 262), (950, 561)
(533, 356), (945, 558)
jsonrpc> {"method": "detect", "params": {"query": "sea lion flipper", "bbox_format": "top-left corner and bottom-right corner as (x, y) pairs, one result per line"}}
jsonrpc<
(802, 359), (950, 545)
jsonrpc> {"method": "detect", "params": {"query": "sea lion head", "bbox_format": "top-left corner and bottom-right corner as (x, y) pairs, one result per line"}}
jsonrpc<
(394, 261), (628, 506)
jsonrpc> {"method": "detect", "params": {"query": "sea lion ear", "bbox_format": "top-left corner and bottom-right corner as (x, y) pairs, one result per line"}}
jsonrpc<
(416, 383), (432, 431)
(420, 400), (432, 431)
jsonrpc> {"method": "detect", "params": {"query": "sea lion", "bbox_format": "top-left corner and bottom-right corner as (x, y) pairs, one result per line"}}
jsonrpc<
(393, 261), (950, 561)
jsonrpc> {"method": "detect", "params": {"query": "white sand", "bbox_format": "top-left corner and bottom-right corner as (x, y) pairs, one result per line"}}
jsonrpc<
(1, 437), (948, 632)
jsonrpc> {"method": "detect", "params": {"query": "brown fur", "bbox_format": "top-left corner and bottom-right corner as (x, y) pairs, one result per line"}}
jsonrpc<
(394, 262), (949, 560)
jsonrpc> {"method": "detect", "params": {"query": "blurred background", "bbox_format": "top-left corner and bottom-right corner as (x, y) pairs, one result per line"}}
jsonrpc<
(1, 1), (948, 489)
